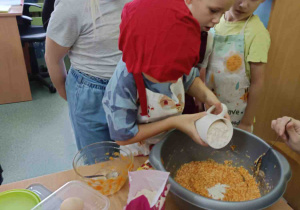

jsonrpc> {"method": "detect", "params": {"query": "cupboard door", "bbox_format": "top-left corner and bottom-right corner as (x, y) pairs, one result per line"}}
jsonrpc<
(254, 0), (300, 209)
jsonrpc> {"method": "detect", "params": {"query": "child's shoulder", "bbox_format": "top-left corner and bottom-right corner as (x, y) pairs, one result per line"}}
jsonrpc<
(113, 59), (134, 82)
(109, 59), (137, 93)
(55, 0), (85, 11)
(247, 15), (270, 36)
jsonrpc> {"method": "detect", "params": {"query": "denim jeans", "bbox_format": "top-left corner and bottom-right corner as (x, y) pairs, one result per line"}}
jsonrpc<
(65, 68), (112, 151)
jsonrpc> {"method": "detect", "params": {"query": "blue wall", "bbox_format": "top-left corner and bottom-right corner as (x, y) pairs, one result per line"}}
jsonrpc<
(253, 0), (273, 28)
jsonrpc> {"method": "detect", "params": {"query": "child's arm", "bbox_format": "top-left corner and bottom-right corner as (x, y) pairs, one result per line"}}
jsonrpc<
(45, 37), (70, 100)
(199, 67), (206, 82)
(116, 112), (208, 146)
(238, 62), (265, 132)
(117, 72), (221, 146)
(103, 64), (209, 147)
(186, 77), (223, 113)
(194, 68), (207, 112)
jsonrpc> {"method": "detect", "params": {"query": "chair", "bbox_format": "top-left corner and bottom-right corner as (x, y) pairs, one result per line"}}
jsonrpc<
(17, 3), (56, 93)
(0, 165), (3, 185)
(42, 0), (55, 31)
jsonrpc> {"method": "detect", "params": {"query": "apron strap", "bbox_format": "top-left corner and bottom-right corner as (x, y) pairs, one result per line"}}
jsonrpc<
(240, 14), (253, 35)
(134, 73), (148, 116)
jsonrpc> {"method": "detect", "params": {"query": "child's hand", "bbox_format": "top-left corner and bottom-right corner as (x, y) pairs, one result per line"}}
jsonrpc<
(172, 112), (208, 146)
(224, 113), (231, 120)
(204, 102), (222, 113)
(203, 91), (223, 115)
(204, 102), (231, 120)
(271, 117), (300, 153)
(238, 123), (252, 133)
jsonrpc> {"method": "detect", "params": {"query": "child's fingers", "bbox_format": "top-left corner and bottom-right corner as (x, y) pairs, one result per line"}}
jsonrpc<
(198, 139), (209, 147)
(286, 119), (294, 129)
(286, 120), (296, 141)
(192, 134), (208, 146)
(191, 117), (208, 146)
(275, 117), (289, 136)
(279, 117), (292, 138)
(271, 118), (285, 140)
(281, 133), (288, 142)
(224, 113), (230, 120)
(272, 119), (282, 136)
(280, 119), (293, 141)
(278, 123), (286, 136)
(279, 127), (287, 140)
(213, 102), (222, 115)
(272, 117), (293, 141)
(271, 120), (277, 130)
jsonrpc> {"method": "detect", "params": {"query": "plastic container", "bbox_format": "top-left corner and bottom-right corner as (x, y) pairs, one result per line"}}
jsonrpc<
(73, 141), (133, 195)
(31, 180), (110, 210)
(195, 103), (233, 149)
(0, 189), (41, 210)
(27, 183), (52, 201)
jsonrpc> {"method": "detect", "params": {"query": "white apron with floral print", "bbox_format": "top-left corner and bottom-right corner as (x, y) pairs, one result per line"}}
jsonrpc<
(121, 77), (185, 156)
(206, 17), (252, 127)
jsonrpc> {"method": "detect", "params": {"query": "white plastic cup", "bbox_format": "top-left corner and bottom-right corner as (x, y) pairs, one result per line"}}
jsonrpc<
(195, 103), (233, 149)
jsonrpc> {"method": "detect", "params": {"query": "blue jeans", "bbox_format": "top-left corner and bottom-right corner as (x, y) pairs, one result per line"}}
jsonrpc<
(66, 68), (112, 151)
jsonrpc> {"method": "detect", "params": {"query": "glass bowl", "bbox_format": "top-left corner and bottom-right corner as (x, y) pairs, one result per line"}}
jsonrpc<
(73, 141), (133, 195)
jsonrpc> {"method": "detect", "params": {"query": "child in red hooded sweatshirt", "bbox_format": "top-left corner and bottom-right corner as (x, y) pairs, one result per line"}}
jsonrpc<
(103, 0), (234, 156)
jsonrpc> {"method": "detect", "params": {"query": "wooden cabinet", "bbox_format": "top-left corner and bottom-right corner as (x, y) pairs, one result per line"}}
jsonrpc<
(253, 0), (300, 209)
(0, 2), (32, 104)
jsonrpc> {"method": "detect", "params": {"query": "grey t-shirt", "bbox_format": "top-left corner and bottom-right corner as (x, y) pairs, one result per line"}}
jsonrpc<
(47, 0), (128, 79)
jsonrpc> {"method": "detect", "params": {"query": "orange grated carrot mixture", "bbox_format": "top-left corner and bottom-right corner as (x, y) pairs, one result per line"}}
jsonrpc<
(175, 160), (261, 201)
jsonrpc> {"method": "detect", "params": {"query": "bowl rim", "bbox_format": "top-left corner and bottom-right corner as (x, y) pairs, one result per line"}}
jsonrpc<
(149, 128), (291, 210)
(72, 141), (133, 179)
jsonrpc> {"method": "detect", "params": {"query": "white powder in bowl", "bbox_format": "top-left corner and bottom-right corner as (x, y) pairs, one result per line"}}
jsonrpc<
(207, 183), (229, 200)
(207, 120), (230, 149)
